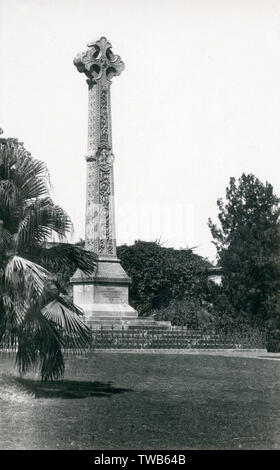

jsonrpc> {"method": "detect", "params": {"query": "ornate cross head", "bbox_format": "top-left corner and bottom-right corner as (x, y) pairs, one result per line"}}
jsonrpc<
(74, 37), (125, 85)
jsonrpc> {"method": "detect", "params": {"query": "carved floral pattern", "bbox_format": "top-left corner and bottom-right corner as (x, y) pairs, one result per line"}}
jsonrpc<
(100, 87), (109, 145)
(85, 161), (98, 252)
(88, 86), (98, 154)
(99, 168), (113, 254)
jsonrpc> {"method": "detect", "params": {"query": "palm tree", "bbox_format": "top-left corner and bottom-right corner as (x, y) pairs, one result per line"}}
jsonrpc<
(0, 132), (96, 380)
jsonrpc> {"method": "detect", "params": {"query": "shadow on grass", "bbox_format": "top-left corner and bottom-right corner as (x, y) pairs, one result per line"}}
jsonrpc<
(15, 378), (133, 399)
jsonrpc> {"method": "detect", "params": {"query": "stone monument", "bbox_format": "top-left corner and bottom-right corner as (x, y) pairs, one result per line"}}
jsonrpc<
(70, 37), (138, 328)
(71, 37), (170, 330)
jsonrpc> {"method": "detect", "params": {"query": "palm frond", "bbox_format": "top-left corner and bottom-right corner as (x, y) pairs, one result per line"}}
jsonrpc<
(0, 139), (18, 174)
(0, 226), (14, 252)
(40, 347), (65, 381)
(15, 198), (73, 249)
(0, 140), (49, 200)
(2, 292), (27, 324)
(14, 154), (49, 200)
(5, 255), (51, 299)
(0, 296), (25, 349)
(42, 298), (92, 350)
(16, 313), (65, 380)
(32, 243), (96, 277)
(0, 180), (20, 210)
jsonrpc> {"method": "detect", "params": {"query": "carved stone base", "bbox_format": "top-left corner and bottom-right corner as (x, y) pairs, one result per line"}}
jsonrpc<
(70, 257), (138, 327)
(70, 258), (171, 330)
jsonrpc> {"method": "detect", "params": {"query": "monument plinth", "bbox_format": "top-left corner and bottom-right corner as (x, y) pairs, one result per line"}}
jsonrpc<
(70, 37), (137, 327)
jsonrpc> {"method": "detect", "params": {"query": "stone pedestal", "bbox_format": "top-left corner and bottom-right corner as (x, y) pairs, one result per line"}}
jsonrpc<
(71, 258), (138, 328)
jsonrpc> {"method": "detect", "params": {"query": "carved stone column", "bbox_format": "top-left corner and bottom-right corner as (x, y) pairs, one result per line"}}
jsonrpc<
(70, 37), (138, 328)
(74, 36), (122, 256)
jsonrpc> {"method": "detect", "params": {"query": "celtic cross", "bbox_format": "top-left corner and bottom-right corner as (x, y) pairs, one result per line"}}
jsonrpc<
(74, 36), (125, 87)
(74, 37), (124, 257)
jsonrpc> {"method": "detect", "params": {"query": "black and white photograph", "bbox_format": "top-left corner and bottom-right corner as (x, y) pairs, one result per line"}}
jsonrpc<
(0, 0), (279, 455)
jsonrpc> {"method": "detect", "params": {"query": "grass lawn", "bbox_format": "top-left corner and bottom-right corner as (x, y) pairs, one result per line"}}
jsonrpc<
(0, 352), (279, 450)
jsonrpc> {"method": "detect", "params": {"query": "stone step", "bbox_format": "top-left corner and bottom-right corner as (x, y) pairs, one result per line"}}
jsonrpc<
(88, 320), (171, 330)
(91, 330), (219, 337)
(92, 344), (238, 349)
(87, 317), (138, 323)
(86, 312), (138, 319)
(127, 321), (171, 328)
(87, 327), (252, 349)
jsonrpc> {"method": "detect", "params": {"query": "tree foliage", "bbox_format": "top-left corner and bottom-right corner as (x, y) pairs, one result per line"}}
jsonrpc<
(208, 173), (280, 335)
(0, 134), (96, 379)
(152, 298), (214, 328)
(117, 240), (211, 316)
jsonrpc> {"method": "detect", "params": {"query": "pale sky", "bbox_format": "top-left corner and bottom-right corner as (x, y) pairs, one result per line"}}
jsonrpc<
(1, 0), (280, 261)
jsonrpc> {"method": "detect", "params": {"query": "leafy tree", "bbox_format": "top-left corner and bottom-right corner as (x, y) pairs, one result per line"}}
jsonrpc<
(0, 133), (96, 380)
(152, 298), (214, 328)
(208, 173), (280, 338)
(117, 240), (211, 316)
